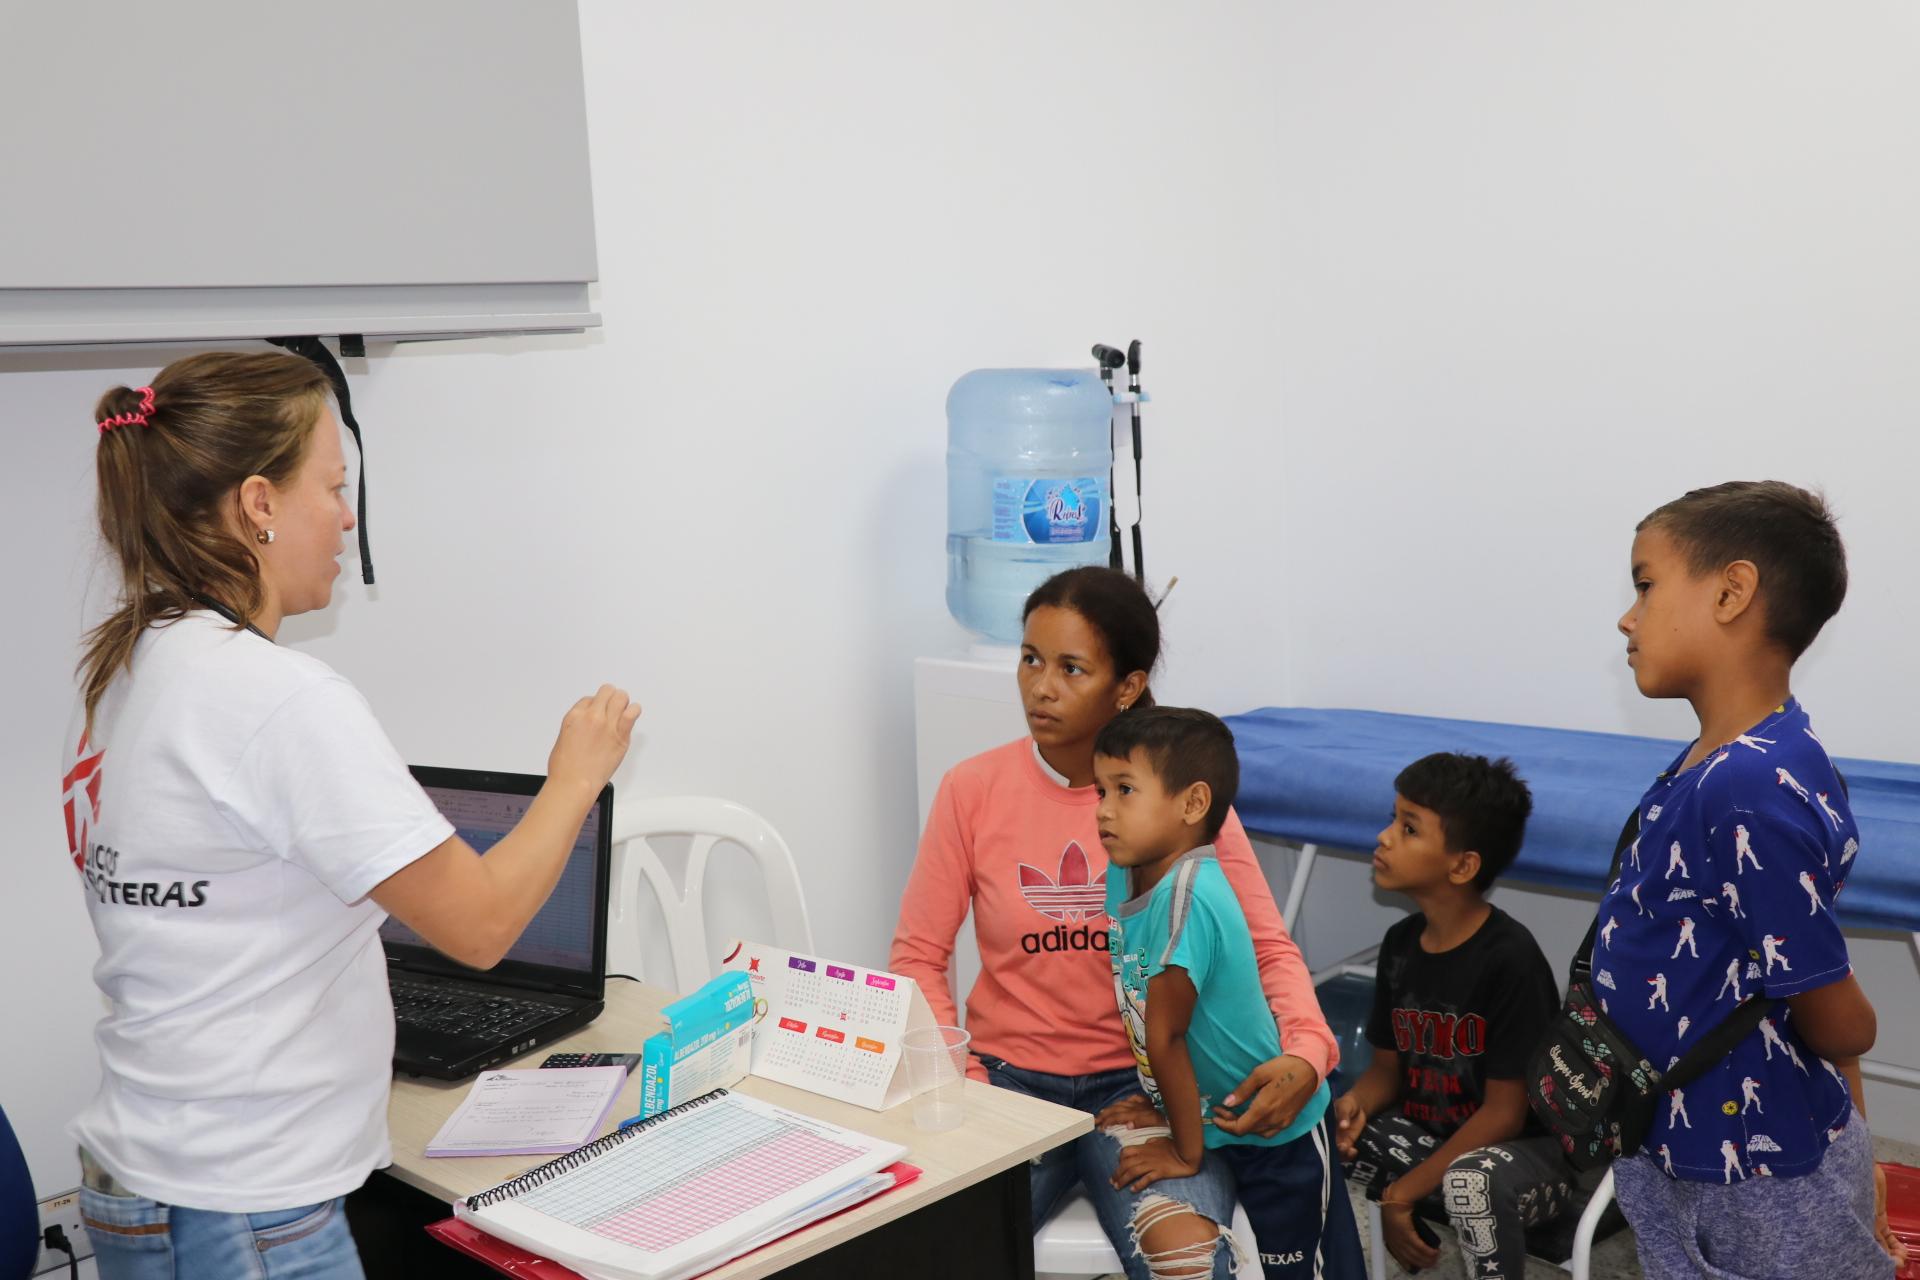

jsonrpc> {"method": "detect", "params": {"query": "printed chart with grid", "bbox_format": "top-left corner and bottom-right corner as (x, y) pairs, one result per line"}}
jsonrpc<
(728, 947), (915, 1107)
(515, 1101), (870, 1254)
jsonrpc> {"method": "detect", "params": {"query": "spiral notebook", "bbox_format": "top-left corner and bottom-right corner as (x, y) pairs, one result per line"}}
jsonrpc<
(451, 1089), (905, 1280)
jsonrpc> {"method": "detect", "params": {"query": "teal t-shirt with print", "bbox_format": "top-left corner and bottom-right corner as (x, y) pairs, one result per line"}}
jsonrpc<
(1106, 846), (1331, 1148)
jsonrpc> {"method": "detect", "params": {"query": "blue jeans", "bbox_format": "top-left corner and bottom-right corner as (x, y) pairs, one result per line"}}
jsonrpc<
(982, 1056), (1236, 1280)
(80, 1186), (364, 1280)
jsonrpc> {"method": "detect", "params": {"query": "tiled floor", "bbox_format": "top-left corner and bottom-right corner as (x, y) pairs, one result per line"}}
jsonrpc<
(1053, 1133), (1920, 1280)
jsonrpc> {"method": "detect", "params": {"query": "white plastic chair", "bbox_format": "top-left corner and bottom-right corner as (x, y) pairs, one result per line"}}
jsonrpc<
(1363, 1165), (1615, 1280)
(608, 796), (814, 990)
(1036, 1186), (1261, 1278)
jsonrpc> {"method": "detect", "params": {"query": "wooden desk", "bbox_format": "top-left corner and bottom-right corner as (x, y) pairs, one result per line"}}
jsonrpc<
(379, 980), (1091, 1280)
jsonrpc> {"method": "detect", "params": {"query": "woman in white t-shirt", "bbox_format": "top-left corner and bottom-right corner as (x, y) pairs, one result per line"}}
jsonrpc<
(65, 351), (641, 1280)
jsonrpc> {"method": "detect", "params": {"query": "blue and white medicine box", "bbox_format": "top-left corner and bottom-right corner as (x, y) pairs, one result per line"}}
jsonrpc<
(633, 970), (759, 1121)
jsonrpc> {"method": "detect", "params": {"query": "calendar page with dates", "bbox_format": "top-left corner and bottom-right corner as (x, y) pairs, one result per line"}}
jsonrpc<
(720, 941), (935, 1110)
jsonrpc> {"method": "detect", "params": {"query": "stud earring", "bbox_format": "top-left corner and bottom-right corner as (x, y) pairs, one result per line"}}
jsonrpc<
(1117, 702), (1129, 712)
(256, 529), (275, 545)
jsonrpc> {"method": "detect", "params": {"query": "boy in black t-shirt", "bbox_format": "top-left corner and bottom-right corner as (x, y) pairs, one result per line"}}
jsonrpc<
(1332, 753), (1565, 1278)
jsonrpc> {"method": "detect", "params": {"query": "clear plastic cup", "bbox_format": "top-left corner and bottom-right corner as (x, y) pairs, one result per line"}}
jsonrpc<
(903, 1025), (971, 1131)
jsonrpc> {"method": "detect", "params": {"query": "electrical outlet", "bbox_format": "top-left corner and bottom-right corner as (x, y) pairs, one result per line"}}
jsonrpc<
(36, 1187), (94, 1276)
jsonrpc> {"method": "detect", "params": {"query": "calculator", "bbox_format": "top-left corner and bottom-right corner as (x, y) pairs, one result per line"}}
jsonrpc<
(539, 1052), (642, 1071)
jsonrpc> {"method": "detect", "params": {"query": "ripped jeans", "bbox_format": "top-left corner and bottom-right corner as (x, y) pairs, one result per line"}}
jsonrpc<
(981, 1056), (1238, 1280)
(1110, 1114), (1369, 1280)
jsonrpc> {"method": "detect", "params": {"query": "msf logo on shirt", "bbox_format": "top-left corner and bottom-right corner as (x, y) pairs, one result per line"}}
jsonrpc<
(63, 732), (209, 909)
(1019, 841), (1108, 955)
(63, 731), (105, 873)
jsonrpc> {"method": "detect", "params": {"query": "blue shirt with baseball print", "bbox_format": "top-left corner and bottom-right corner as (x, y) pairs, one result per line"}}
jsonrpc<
(1107, 846), (1331, 1149)
(1595, 698), (1856, 1182)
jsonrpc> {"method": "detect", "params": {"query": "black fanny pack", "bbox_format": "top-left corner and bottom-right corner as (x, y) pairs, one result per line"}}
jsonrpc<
(1527, 809), (1773, 1171)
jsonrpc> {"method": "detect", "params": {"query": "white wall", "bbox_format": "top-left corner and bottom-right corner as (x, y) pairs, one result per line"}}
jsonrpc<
(1266, 1), (1920, 1133)
(1162, 3), (1920, 742)
(0, 0), (1288, 1218)
(1180, 4), (1920, 1141)
(5, 0), (1920, 1235)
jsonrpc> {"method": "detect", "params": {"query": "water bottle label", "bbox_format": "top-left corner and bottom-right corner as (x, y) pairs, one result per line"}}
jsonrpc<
(990, 475), (1105, 545)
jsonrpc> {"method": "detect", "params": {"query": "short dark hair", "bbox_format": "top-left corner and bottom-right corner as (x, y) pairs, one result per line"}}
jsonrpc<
(1638, 481), (1847, 660)
(1094, 707), (1239, 841)
(1024, 567), (1161, 707)
(1393, 753), (1533, 891)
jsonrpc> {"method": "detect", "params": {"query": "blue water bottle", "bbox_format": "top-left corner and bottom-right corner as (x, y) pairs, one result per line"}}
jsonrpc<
(945, 369), (1114, 644)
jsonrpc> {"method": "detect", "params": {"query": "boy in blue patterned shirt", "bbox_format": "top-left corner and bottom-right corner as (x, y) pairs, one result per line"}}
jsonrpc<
(1094, 707), (1365, 1280)
(1599, 481), (1902, 1277)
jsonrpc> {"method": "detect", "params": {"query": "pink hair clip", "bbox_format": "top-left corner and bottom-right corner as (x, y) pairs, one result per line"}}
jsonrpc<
(98, 385), (157, 435)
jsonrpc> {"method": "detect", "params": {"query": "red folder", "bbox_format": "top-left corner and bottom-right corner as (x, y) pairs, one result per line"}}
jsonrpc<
(426, 1217), (585, 1280)
(427, 1162), (924, 1279)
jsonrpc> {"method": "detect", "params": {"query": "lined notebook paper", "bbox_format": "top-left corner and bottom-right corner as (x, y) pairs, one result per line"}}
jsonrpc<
(452, 1089), (905, 1280)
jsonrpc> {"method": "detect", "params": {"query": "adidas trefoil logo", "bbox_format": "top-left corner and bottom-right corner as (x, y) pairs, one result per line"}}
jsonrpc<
(1018, 841), (1106, 922)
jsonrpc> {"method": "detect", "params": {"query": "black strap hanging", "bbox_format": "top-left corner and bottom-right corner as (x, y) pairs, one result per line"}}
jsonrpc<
(268, 335), (374, 584)
(1569, 809), (1642, 983)
(190, 592), (273, 643)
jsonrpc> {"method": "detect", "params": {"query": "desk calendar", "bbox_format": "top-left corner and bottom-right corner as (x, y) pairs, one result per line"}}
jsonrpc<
(721, 941), (936, 1110)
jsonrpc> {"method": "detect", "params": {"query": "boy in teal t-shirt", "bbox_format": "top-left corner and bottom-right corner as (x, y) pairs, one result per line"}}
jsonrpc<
(1095, 707), (1365, 1280)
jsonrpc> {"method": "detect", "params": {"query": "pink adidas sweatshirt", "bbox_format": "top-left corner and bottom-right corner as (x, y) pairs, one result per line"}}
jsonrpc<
(890, 738), (1338, 1084)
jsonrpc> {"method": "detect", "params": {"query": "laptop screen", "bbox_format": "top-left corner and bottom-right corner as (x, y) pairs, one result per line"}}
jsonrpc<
(381, 766), (611, 997)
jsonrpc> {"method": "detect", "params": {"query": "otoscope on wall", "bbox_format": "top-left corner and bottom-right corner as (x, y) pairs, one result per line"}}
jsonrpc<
(1091, 340), (1147, 583)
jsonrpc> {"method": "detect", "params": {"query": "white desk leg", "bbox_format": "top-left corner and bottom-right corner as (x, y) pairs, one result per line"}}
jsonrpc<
(1568, 1166), (1614, 1280)
(1366, 1199), (1388, 1280)
(1283, 842), (1318, 936)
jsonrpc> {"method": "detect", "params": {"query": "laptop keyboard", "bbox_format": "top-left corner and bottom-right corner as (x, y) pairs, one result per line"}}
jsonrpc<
(389, 976), (568, 1041)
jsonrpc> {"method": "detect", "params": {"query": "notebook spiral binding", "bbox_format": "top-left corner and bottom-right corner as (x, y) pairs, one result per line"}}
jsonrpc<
(464, 1087), (729, 1211)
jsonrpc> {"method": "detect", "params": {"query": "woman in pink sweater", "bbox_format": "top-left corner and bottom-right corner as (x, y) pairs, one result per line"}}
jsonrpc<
(890, 567), (1336, 1277)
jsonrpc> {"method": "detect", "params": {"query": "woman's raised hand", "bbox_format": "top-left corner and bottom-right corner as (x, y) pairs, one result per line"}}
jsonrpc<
(548, 685), (642, 796)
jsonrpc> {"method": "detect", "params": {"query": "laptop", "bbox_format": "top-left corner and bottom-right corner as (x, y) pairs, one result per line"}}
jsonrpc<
(384, 766), (613, 1080)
